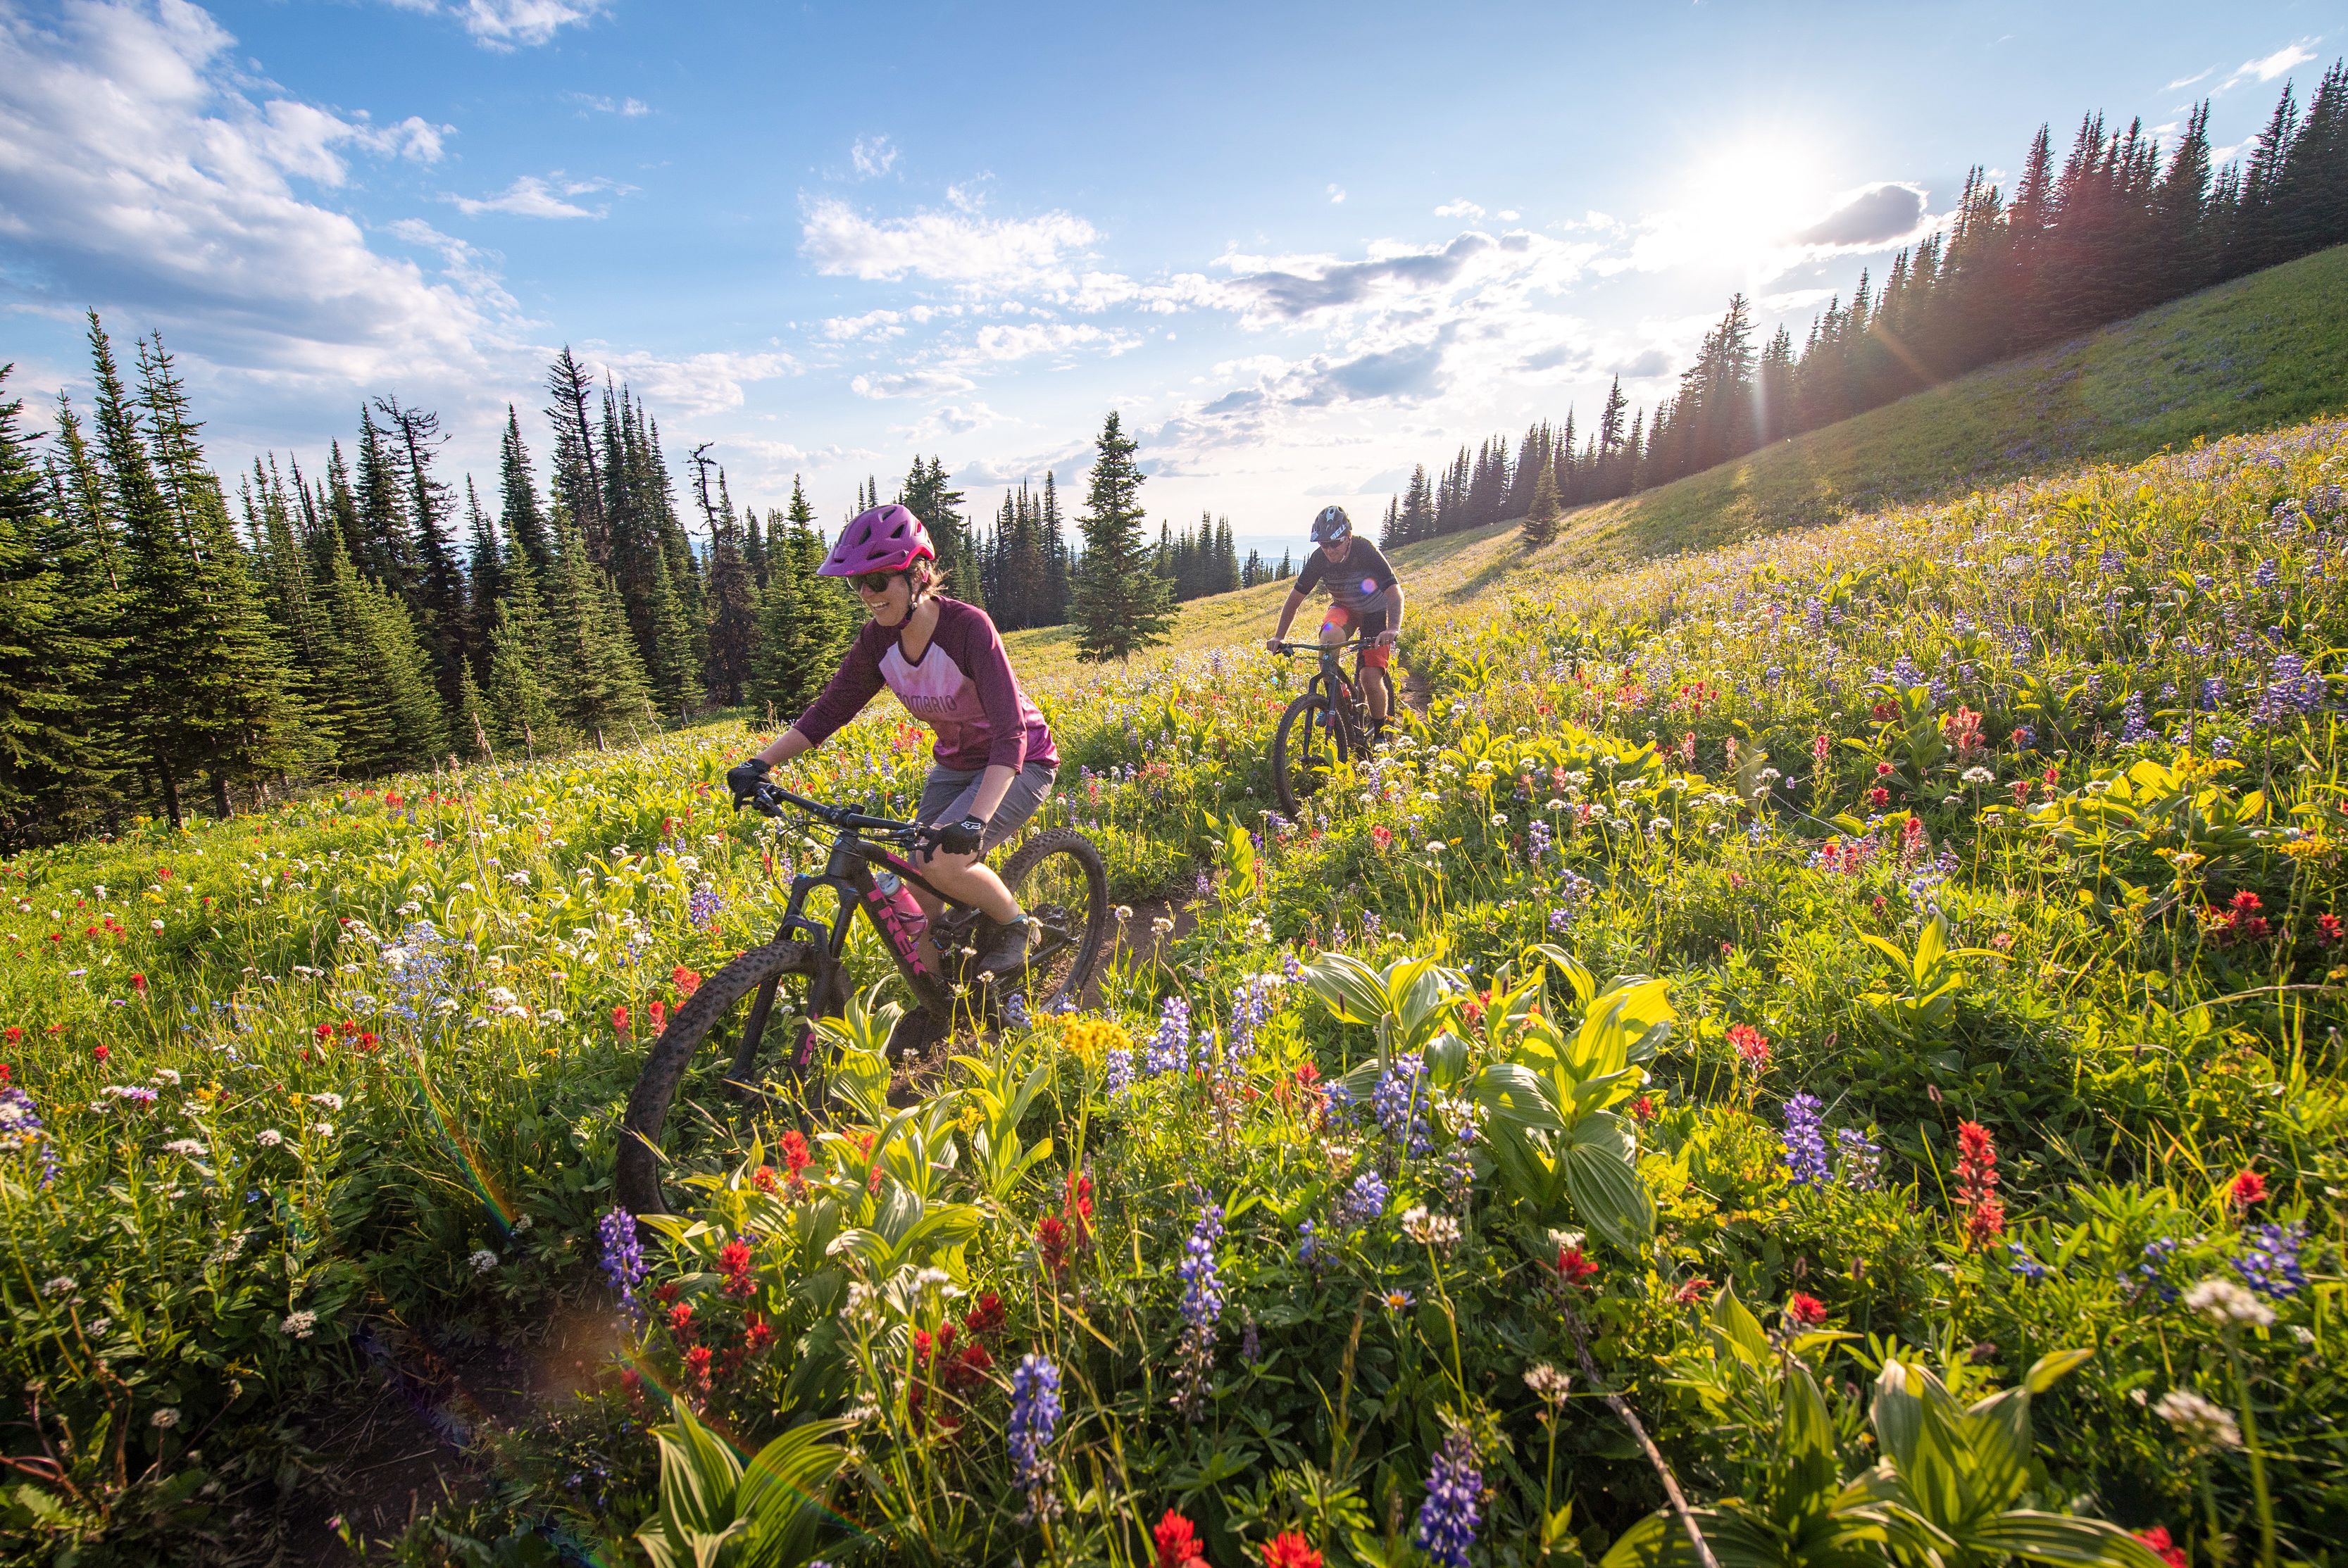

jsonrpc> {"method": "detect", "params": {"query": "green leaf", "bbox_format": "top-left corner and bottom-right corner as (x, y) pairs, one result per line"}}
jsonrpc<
(651, 1403), (744, 1557)
(1970, 1512), (2175, 1568)
(1560, 1112), (1654, 1253)
(1709, 1281), (1772, 1369)
(2022, 1348), (2092, 1393)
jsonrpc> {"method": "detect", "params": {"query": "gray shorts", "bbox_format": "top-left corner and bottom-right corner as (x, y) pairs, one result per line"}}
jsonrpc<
(918, 760), (1056, 853)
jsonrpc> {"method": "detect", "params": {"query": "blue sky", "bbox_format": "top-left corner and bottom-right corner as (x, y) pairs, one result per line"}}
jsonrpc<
(2, 0), (2340, 553)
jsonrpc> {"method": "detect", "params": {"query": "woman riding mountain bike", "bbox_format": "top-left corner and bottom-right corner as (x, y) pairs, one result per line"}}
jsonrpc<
(1267, 503), (1406, 734)
(726, 503), (1056, 982)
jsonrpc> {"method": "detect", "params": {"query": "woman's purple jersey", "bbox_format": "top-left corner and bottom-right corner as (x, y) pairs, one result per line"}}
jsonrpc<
(792, 597), (1059, 773)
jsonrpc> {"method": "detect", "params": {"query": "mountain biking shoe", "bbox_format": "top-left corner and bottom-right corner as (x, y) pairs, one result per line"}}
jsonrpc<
(972, 913), (1036, 979)
(885, 1004), (946, 1062)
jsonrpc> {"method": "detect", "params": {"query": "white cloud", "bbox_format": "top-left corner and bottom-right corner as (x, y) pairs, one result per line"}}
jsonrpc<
(569, 92), (649, 117)
(449, 173), (628, 218)
(851, 135), (897, 178)
(1327, 183), (1345, 204)
(578, 348), (797, 415)
(0, 0), (506, 387)
(450, 0), (613, 49)
(851, 369), (976, 399)
(1433, 198), (1485, 219)
(2165, 66), (2214, 91)
(1760, 286), (1835, 313)
(968, 320), (1138, 363)
(800, 195), (1098, 289)
(1497, 208), (1520, 221)
(2225, 41), (2318, 89)
(898, 401), (999, 442)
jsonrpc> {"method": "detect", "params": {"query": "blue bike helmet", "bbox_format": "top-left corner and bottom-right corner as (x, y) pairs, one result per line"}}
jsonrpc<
(1311, 504), (1352, 543)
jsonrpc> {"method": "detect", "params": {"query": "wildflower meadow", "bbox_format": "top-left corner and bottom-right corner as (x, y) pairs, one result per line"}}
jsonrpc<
(4, 418), (2347, 1565)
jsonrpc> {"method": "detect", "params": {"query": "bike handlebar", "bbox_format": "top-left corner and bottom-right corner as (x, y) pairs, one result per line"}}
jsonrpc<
(744, 781), (928, 844)
(1272, 637), (1367, 654)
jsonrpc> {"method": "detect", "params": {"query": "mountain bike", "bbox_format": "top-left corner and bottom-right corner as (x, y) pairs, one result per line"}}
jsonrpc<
(615, 779), (1109, 1216)
(1270, 637), (1397, 820)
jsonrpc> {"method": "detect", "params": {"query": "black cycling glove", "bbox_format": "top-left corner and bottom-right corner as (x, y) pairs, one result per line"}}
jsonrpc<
(725, 757), (771, 807)
(936, 817), (987, 855)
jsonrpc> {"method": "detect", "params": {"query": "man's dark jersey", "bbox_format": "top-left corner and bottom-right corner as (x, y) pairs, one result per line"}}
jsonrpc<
(1293, 539), (1398, 615)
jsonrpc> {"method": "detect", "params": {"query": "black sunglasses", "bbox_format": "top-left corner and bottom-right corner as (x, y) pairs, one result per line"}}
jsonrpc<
(851, 570), (900, 593)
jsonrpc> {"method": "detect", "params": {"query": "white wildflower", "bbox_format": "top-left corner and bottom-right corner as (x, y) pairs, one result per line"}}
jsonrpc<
(1401, 1207), (1462, 1250)
(468, 1249), (499, 1274)
(86, 1317), (111, 1338)
(2183, 1277), (2275, 1328)
(154, 1068), (181, 1086)
(256, 1129), (284, 1148)
(279, 1310), (319, 1339)
(1961, 766), (1996, 785)
(309, 1093), (344, 1111)
(2154, 1387), (2242, 1449)
(1525, 1365), (1573, 1407)
(150, 1407), (180, 1429)
(163, 1139), (206, 1158)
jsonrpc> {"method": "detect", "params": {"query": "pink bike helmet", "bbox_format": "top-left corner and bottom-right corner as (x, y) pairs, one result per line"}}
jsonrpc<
(822, 503), (935, 577)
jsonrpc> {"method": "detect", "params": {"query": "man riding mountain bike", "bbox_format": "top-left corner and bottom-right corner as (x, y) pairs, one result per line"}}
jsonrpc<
(725, 503), (1056, 981)
(1266, 504), (1405, 732)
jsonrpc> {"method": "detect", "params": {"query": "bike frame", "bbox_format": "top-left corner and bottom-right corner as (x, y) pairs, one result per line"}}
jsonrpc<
(1282, 637), (1377, 751)
(753, 785), (975, 1030)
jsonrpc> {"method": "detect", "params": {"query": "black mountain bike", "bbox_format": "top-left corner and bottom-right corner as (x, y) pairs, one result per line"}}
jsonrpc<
(1270, 637), (1397, 820)
(615, 780), (1109, 1215)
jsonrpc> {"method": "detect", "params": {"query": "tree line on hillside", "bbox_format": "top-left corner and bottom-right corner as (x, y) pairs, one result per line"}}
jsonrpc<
(0, 318), (1198, 846)
(1387, 64), (2348, 547)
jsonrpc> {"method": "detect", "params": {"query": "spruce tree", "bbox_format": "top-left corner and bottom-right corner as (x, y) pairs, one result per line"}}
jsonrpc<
(544, 506), (654, 744)
(1520, 459), (1562, 548)
(1070, 412), (1171, 662)
(376, 396), (470, 710)
(544, 348), (608, 563)
(748, 477), (853, 718)
(316, 534), (444, 774)
(484, 552), (571, 757)
(643, 548), (704, 717)
(498, 405), (552, 575)
(0, 366), (120, 844)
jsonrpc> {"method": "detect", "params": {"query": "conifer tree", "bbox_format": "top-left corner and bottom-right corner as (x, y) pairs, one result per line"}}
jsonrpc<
(1520, 458), (1562, 548)
(465, 477), (503, 670)
(0, 366), (120, 844)
(544, 506), (654, 744)
(749, 477), (853, 717)
(545, 348), (608, 563)
(316, 533), (444, 774)
(643, 548), (704, 717)
(354, 406), (414, 597)
(1070, 412), (1170, 662)
(498, 405), (552, 575)
(484, 552), (571, 757)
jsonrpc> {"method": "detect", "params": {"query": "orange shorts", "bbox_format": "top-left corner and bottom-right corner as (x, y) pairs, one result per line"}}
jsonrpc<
(1320, 603), (1392, 667)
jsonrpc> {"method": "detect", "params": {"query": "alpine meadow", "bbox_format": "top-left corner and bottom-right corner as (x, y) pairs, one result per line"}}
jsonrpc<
(8, 8), (2348, 1568)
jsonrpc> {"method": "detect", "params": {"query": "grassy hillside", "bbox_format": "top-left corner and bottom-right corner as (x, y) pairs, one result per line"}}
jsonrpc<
(1012, 243), (2348, 675)
(1568, 241), (2348, 560)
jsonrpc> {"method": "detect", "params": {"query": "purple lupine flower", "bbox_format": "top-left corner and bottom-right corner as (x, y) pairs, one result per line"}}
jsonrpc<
(1179, 1204), (1225, 1330)
(2118, 691), (2153, 745)
(597, 1206), (647, 1312)
(2135, 1238), (2182, 1301)
(2011, 724), (2036, 751)
(1833, 1127), (1882, 1190)
(1228, 974), (1277, 1066)
(2199, 677), (2225, 711)
(2254, 558), (2281, 589)
(1372, 1053), (1431, 1155)
(1239, 1314), (1261, 1364)
(1415, 1424), (1483, 1568)
(1103, 1048), (1135, 1095)
(0, 1086), (58, 1187)
(1294, 1219), (1320, 1266)
(1006, 1353), (1063, 1519)
(1526, 817), (1551, 865)
(1144, 996), (1192, 1078)
(1891, 653), (1923, 689)
(2234, 1222), (2306, 1299)
(2007, 1243), (2050, 1282)
(1282, 950), (1303, 983)
(1333, 1169), (1390, 1229)
(688, 887), (723, 928)
(1781, 1094), (1830, 1188)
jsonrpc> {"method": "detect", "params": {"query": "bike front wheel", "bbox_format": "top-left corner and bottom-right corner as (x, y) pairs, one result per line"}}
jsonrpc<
(616, 936), (841, 1216)
(997, 828), (1111, 1011)
(1271, 690), (1344, 820)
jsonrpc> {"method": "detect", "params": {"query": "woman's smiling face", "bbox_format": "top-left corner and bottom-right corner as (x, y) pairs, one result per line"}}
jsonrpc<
(858, 572), (912, 626)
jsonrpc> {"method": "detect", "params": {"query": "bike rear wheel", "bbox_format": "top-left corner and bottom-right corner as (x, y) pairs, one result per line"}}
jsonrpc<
(1272, 689), (1344, 820)
(616, 936), (841, 1216)
(996, 828), (1110, 1011)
